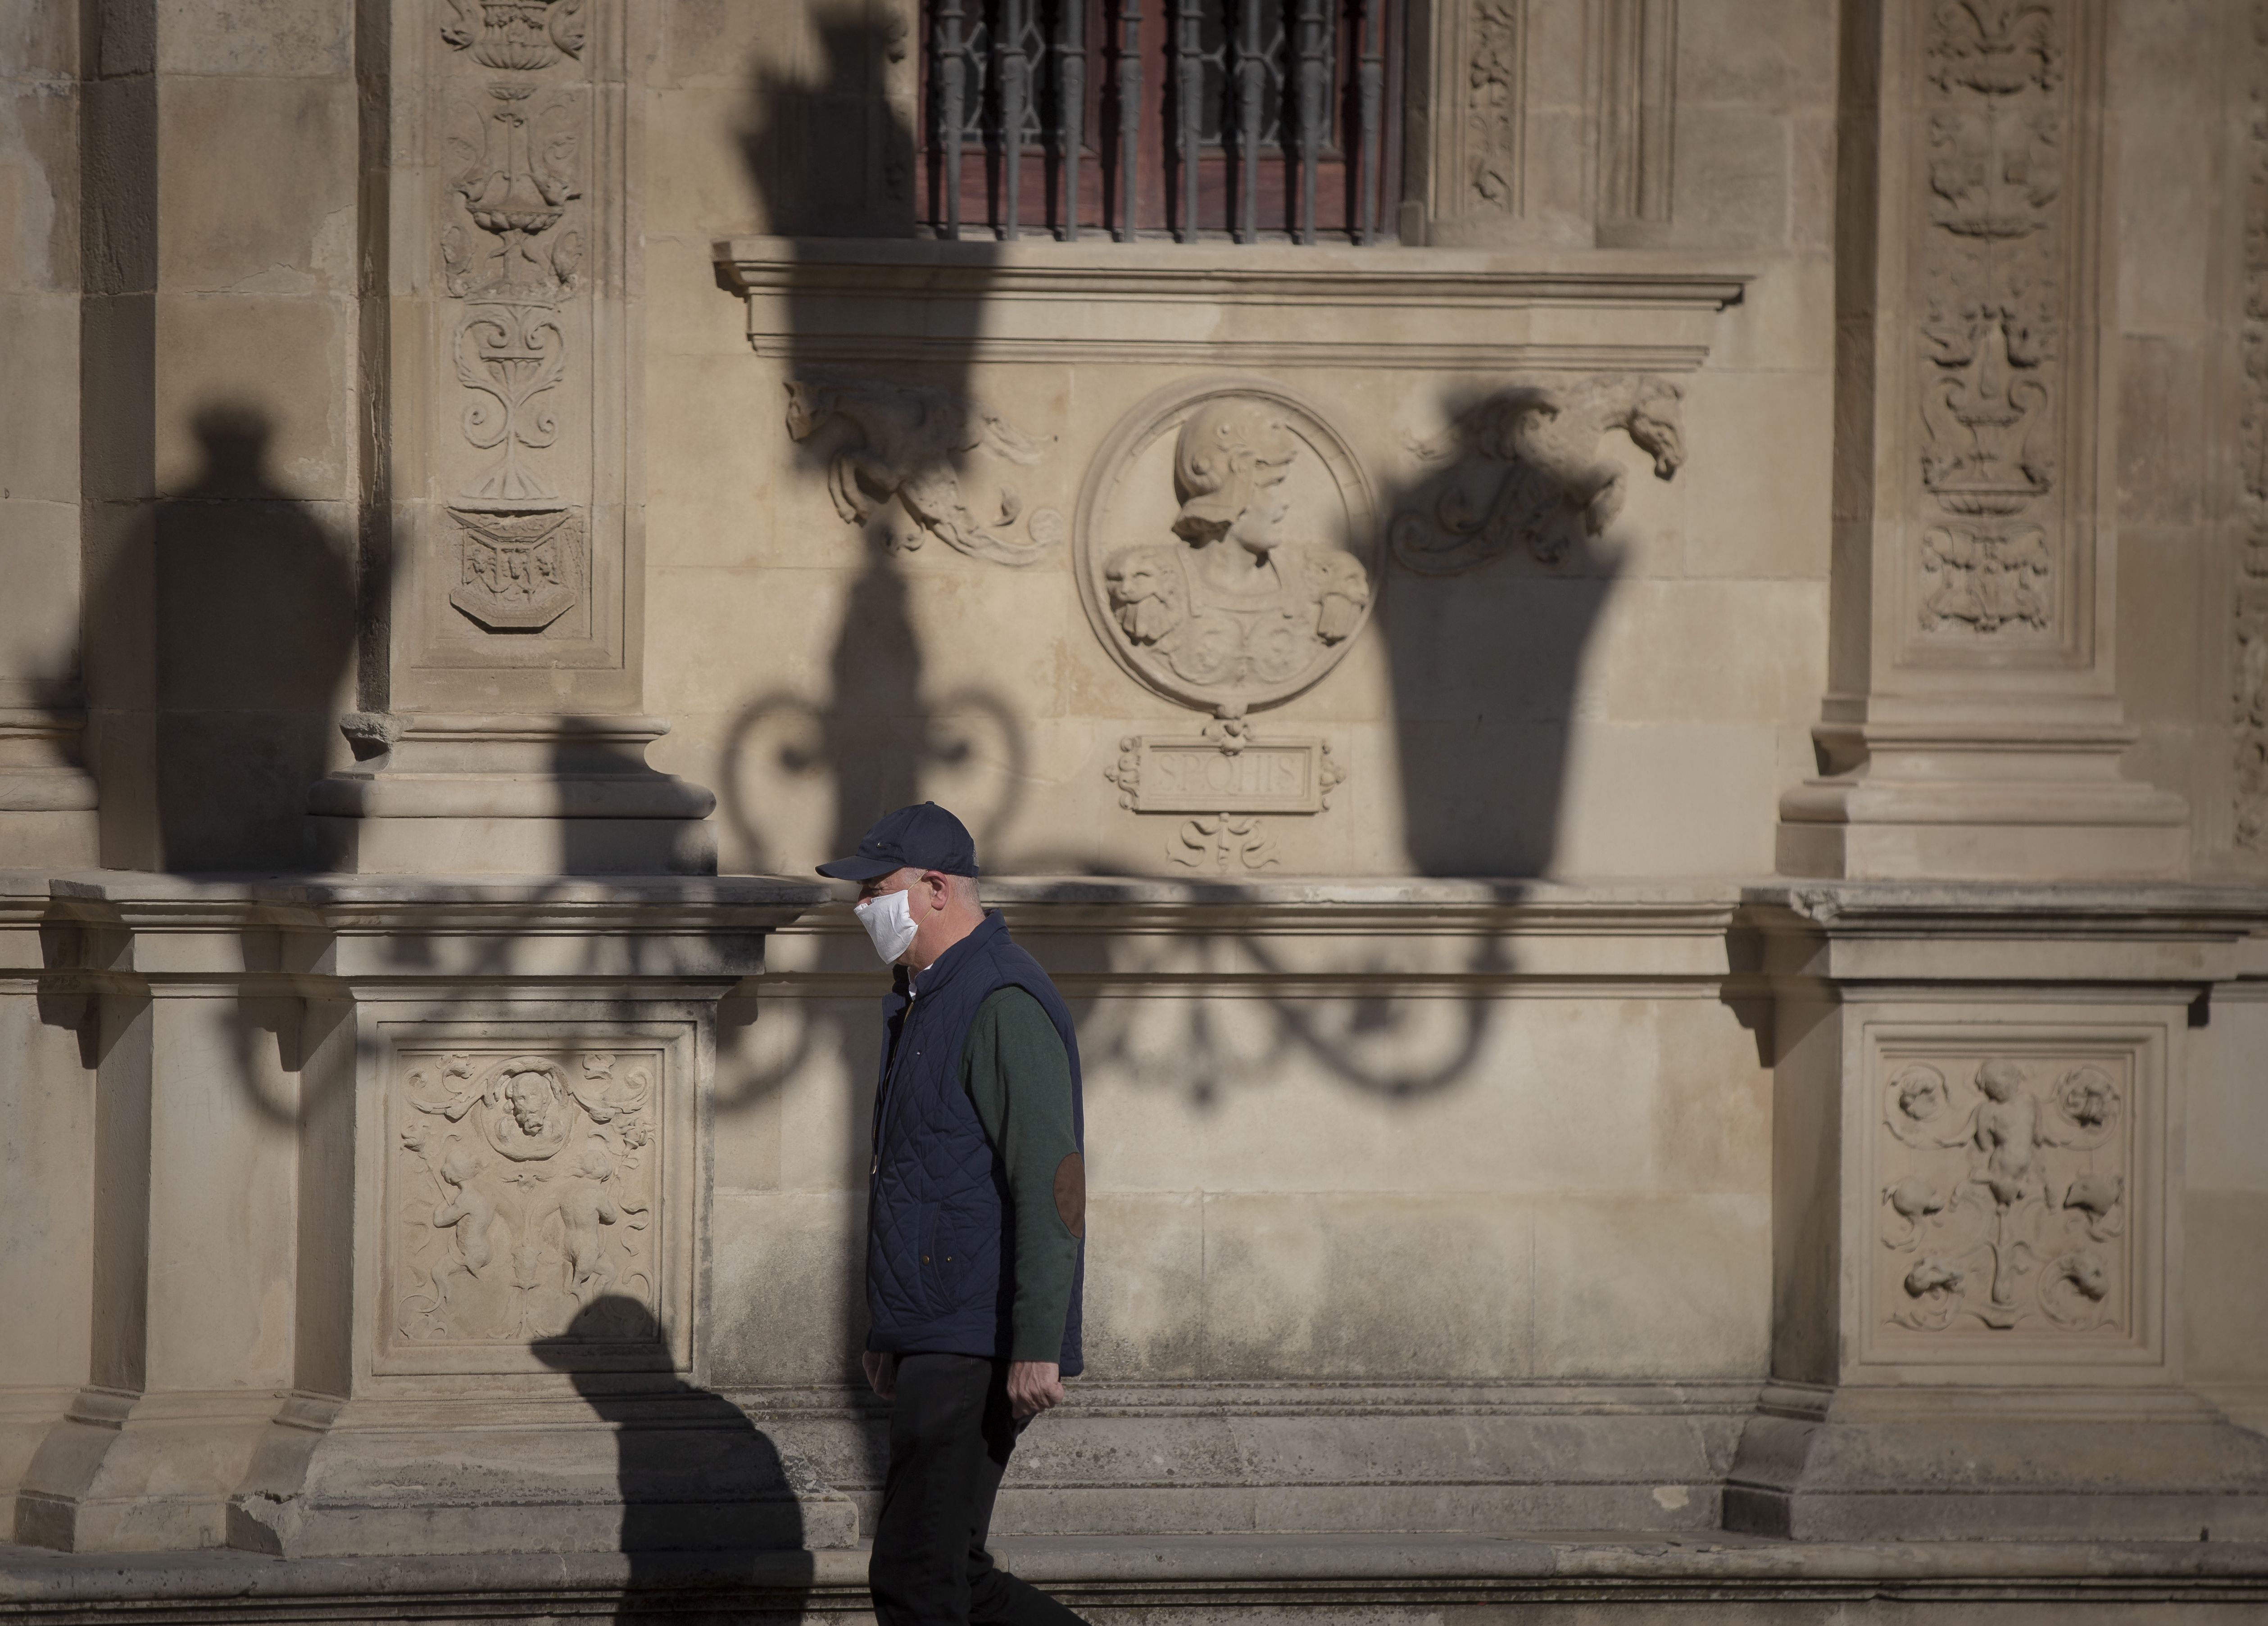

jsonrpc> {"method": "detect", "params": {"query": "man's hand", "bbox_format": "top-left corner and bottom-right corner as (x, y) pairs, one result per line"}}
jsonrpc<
(1006, 1360), (1063, 1419)
(862, 1350), (897, 1402)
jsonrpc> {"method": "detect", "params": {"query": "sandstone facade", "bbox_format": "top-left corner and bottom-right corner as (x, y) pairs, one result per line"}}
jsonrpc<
(3, 0), (2268, 1612)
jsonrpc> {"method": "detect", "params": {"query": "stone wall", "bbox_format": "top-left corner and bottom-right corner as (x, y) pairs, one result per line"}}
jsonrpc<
(0, 0), (2265, 1574)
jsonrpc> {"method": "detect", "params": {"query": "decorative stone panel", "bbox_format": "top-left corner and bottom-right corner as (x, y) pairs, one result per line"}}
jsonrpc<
(396, 0), (637, 706)
(376, 1021), (696, 1375)
(1862, 1023), (2163, 1367)
(1901, 0), (2094, 652)
(2234, 5), (2268, 850)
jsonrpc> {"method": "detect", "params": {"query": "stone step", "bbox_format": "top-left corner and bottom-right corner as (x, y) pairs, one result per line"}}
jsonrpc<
(4, 1532), (2268, 1623)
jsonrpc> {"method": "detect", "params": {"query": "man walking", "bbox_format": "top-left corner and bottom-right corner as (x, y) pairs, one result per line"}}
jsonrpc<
(818, 803), (1090, 1626)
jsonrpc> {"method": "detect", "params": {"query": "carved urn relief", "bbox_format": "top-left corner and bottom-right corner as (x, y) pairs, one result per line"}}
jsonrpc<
(1908, 0), (2076, 640)
(423, 0), (610, 667)
(1077, 379), (1377, 870)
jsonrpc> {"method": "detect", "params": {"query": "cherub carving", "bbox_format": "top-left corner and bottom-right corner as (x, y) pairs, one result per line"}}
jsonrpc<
(395, 1049), (662, 1345)
(1393, 375), (1685, 573)
(556, 1141), (624, 1305)
(785, 380), (1061, 566)
(402, 1141), (497, 1321)
(1102, 399), (1372, 697)
(1971, 1057), (2041, 1208)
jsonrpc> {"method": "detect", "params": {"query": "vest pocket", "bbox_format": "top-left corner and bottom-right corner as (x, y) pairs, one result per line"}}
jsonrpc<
(930, 1209), (995, 1314)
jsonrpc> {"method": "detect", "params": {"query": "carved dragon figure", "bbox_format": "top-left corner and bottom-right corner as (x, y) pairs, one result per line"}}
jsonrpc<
(785, 380), (1062, 567)
(1391, 374), (1685, 574)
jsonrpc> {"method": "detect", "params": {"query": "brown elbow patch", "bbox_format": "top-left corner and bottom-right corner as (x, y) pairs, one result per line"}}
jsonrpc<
(1053, 1152), (1086, 1239)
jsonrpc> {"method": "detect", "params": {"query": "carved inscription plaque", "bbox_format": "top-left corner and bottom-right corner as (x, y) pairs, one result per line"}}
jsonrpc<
(1107, 736), (1340, 815)
(1868, 1032), (2155, 1360)
(383, 1043), (668, 1370)
(1107, 734), (1334, 811)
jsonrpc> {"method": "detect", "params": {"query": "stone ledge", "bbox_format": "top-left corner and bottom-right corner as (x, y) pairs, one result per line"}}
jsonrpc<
(712, 236), (1751, 375)
(4, 1533), (2267, 1622)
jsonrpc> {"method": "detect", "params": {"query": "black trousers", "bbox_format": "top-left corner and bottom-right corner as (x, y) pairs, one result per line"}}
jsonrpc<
(867, 1354), (1088, 1626)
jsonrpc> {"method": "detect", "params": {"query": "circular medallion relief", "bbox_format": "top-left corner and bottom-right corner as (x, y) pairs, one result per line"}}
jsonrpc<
(1075, 378), (1379, 716)
(477, 1055), (575, 1161)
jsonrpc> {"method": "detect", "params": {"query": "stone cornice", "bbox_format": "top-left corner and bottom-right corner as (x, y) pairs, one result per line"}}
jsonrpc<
(1735, 881), (2268, 991)
(711, 237), (1750, 371)
(15, 874), (2268, 991)
(712, 237), (1754, 309)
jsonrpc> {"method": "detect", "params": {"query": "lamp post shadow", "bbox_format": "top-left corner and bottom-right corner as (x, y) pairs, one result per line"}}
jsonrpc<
(531, 1294), (822, 1622)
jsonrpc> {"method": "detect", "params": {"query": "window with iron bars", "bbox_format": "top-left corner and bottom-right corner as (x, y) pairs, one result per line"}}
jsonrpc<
(923, 0), (1400, 244)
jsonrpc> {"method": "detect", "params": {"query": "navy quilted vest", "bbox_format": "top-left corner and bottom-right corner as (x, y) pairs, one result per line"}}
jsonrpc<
(865, 911), (1085, 1374)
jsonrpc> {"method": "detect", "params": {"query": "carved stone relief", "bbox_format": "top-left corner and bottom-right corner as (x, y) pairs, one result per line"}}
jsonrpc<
(387, 1046), (663, 1359)
(1873, 1050), (2137, 1345)
(448, 507), (585, 631)
(1105, 733), (1345, 816)
(1465, 0), (1523, 212)
(785, 380), (1064, 566)
(1391, 375), (1684, 573)
(1077, 380), (1376, 870)
(1598, 0), (1676, 224)
(2235, 7), (2268, 848)
(433, 0), (593, 648)
(1910, 0), (2075, 638)
(2237, 596), (2268, 849)
(1080, 383), (1378, 714)
(442, 0), (586, 69)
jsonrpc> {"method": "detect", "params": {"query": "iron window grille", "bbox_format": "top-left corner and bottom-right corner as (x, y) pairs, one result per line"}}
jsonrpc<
(923, 0), (1400, 244)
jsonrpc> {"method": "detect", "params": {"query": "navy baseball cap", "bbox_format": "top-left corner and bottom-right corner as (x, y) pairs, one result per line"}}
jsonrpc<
(816, 802), (980, 881)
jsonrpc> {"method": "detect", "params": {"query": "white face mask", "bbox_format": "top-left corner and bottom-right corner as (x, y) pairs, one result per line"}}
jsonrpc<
(853, 887), (920, 966)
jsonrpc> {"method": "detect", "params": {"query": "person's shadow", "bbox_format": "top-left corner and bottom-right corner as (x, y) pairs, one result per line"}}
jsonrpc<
(138, 403), (356, 870)
(532, 1295), (819, 1619)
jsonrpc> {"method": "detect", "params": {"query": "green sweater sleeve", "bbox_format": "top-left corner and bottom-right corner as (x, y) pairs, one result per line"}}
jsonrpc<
(962, 987), (1083, 1363)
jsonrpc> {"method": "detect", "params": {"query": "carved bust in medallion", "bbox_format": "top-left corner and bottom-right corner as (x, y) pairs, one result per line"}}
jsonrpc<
(1077, 382), (1378, 718)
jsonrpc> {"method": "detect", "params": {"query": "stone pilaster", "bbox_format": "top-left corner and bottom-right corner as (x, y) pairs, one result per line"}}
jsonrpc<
(1408, 0), (1680, 249)
(0, 11), (96, 865)
(1725, 885), (2268, 1540)
(10, 875), (853, 1556)
(1775, 0), (2187, 880)
(305, 0), (713, 875)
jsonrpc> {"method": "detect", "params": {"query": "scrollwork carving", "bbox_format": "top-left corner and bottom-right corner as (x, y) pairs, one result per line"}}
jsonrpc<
(1912, 0), (2072, 637)
(454, 303), (566, 504)
(2234, 13), (2268, 848)
(438, 72), (587, 632)
(785, 380), (1062, 567)
(1465, 0), (1522, 211)
(1169, 812), (1280, 872)
(442, 0), (586, 71)
(1390, 375), (1683, 574)
(2236, 596), (2268, 847)
(1875, 1052), (2133, 1340)
(1919, 523), (2050, 631)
